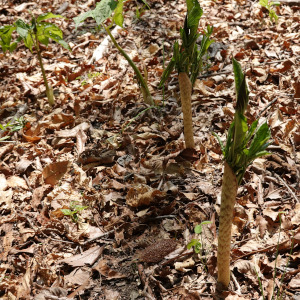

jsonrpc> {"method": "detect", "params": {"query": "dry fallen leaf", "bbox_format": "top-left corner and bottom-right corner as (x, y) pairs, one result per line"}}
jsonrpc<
(61, 246), (103, 267)
(42, 161), (69, 186)
(93, 259), (127, 280)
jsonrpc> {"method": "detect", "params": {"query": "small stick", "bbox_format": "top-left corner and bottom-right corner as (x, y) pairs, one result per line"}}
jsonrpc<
(256, 97), (278, 119)
(72, 40), (102, 52)
(82, 229), (114, 245)
(273, 173), (299, 203)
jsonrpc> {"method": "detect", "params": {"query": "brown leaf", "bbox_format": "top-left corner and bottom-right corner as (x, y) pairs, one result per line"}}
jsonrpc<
(22, 123), (43, 142)
(42, 161), (69, 186)
(126, 184), (162, 207)
(64, 268), (90, 285)
(61, 246), (103, 267)
(256, 215), (268, 238)
(6, 176), (28, 190)
(93, 259), (127, 280)
(56, 122), (90, 138)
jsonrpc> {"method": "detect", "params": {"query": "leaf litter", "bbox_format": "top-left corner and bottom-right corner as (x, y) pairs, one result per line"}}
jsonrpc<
(0, 0), (299, 299)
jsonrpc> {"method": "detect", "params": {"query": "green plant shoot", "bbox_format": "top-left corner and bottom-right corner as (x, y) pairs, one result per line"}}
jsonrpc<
(0, 117), (27, 141)
(0, 13), (71, 106)
(214, 58), (272, 185)
(73, 0), (154, 105)
(61, 201), (88, 223)
(159, 0), (214, 88)
(158, 0), (213, 148)
(187, 221), (212, 254)
(215, 58), (272, 290)
(259, 0), (280, 23)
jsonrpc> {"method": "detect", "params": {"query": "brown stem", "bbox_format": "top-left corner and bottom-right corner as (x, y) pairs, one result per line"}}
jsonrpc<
(178, 72), (195, 148)
(217, 162), (238, 290)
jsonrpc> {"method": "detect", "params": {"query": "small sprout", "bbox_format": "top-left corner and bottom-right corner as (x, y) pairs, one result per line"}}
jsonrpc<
(61, 201), (88, 223)
(259, 0), (280, 23)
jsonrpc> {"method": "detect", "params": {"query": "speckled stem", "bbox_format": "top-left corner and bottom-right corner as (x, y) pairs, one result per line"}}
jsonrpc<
(217, 162), (238, 290)
(178, 72), (195, 148)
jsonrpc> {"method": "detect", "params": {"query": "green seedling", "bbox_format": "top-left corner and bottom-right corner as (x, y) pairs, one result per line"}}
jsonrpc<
(135, 0), (150, 20)
(0, 116), (27, 141)
(77, 71), (102, 86)
(61, 201), (88, 223)
(187, 221), (212, 254)
(187, 221), (212, 272)
(214, 58), (271, 291)
(159, 0), (214, 148)
(259, 0), (280, 23)
(0, 12), (71, 106)
(74, 0), (154, 105)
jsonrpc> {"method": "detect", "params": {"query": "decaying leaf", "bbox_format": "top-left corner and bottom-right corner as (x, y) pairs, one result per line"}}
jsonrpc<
(42, 161), (69, 186)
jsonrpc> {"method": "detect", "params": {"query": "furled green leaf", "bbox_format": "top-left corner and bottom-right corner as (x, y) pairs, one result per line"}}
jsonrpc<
(248, 122), (271, 159)
(244, 120), (258, 145)
(233, 58), (249, 114)
(212, 132), (225, 155)
(140, 0), (150, 9)
(233, 112), (248, 152)
(224, 121), (235, 158)
(158, 58), (176, 88)
(36, 12), (65, 23)
(186, 0), (202, 37)
(113, 0), (124, 27)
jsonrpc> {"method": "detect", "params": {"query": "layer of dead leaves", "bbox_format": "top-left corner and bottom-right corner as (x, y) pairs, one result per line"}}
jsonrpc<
(0, 0), (299, 299)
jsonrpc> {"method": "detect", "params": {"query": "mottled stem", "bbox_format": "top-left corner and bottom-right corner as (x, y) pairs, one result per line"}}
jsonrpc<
(178, 72), (195, 148)
(217, 162), (238, 289)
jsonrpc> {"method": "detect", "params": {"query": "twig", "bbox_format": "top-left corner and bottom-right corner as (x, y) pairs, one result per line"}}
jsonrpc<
(256, 97), (278, 119)
(273, 173), (299, 203)
(232, 238), (291, 262)
(290, 136), (300, 190)
(72, 40), (102, 52)
(81, 229), (114, 245)
(198, 70), (231, 79)
(160, 250), (194, 266)
(231, 272), (242, 295)
(197, 56), (300, 80)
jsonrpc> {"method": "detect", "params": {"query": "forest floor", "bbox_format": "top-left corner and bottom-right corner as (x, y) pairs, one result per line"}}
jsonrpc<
(0, 0), (299, 299)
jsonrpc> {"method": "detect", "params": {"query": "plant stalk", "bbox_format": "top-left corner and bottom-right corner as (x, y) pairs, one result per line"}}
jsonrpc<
(178, 72), (195, 148)
(34, 34), (54, 106)
(217, 162), (238, 289)
(103, 25), (154, 105)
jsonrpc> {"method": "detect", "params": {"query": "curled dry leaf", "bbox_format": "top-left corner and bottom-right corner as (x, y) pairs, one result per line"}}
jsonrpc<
(61, 246), (103, 267)
(93, 259), (127, 280)
(126, 183), (166, 207)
